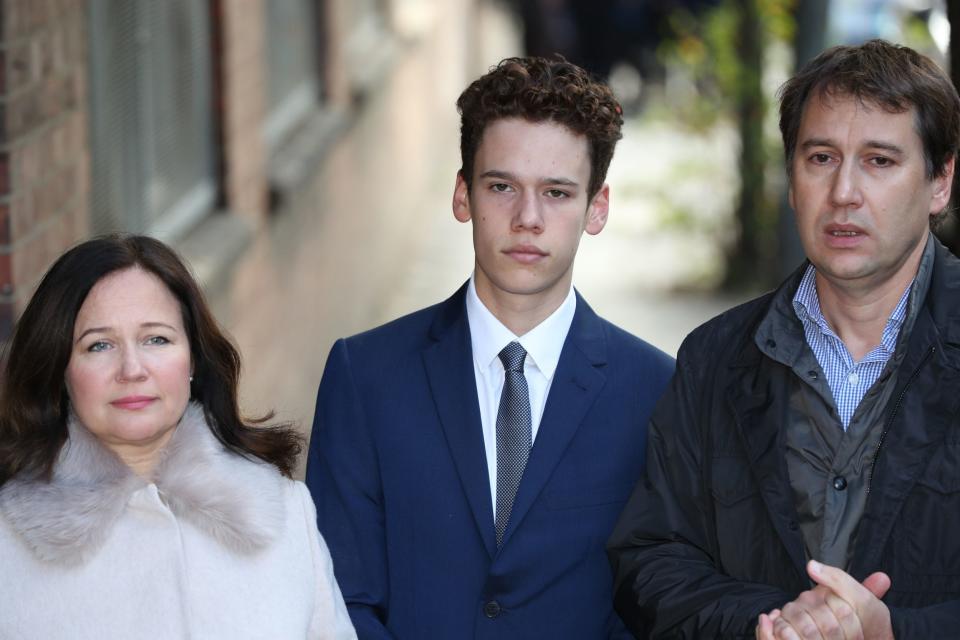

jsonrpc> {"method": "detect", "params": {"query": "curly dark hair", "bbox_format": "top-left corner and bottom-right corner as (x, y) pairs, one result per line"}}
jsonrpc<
(779, 39), (960, 183)
(0, 235), (302, 486)
(457, 56), (623, 199)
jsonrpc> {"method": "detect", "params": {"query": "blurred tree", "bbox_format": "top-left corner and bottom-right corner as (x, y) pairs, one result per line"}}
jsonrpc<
(721, 0), (793, 288)
(723, 0), (765, 288)
(650, 0), (793, 288)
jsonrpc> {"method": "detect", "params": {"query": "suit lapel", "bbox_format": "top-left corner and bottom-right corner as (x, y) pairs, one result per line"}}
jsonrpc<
(499, 294), (607, 548)
(422, 285), (497, 557)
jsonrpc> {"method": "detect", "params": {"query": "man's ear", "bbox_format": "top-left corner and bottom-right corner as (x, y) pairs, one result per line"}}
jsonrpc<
(453, 171), (472, 223)
(930, 155), (956, 214)
(585, 184), (610, 235)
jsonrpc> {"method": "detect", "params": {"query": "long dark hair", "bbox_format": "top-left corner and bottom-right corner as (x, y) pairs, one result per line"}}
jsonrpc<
(0, 235), (301, 486)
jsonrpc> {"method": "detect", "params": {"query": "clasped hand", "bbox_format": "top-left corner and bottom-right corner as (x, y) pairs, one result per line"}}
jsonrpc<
(756, 560), (893, 640)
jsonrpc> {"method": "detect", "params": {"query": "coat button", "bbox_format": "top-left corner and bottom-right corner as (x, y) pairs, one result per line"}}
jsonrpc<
(833, 476), (847, 491)
(483, 600), (501, 618)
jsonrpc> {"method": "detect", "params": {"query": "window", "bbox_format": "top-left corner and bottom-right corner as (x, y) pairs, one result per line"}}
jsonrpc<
(264, 0), (322, 149)
(88, 0), (216, 240)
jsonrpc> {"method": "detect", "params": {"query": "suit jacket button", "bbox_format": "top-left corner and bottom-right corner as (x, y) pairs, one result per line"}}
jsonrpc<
(483, 600), (501, 618)
(833, 476), (847, 491)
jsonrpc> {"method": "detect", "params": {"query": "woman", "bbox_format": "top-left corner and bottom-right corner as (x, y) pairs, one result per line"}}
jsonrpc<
(0, 235), (356, 639)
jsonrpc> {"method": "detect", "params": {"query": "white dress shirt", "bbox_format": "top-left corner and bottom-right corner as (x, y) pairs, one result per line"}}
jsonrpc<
(465, 274), (577, 515)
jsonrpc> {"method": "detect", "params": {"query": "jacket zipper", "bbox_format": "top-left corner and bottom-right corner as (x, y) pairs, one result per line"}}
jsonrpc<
(866, 345), (935, 494)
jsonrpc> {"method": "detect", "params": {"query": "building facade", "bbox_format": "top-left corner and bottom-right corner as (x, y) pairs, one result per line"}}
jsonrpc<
(0, 0), (404, 339)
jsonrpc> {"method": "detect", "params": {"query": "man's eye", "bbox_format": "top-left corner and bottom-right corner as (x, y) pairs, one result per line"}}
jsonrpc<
(545, 189), (569, 198)
(491, 183), (512, 193)
(870, 156), (893, 167)
(810, 153), (832, 164)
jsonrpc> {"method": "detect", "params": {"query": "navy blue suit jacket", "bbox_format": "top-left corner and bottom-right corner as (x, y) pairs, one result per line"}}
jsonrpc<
(306, 284), (674, 639)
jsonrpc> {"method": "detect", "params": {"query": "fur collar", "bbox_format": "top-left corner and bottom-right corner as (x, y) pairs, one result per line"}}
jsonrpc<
(0, 403), (285, 565)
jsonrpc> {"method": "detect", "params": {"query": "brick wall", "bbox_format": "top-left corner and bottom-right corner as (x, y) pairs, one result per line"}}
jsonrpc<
(0, 0), (91, 334)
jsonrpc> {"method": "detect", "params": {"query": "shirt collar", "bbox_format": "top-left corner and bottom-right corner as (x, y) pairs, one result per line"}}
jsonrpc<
(791, 263), (912, 356)
(465, 274), (576, 380)
(792, 265), (829, 333)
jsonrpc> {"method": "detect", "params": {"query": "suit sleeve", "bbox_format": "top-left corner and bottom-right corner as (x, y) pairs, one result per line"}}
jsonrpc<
(306, 339), (396, 640)
(606, 343), (792, 638)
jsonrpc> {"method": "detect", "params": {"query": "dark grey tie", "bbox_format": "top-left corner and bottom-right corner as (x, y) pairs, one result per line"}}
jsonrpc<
(495, 341), (532, 547)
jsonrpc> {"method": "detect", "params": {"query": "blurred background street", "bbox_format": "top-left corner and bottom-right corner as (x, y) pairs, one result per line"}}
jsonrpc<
(1, 0), (955, 471)
(212, 0), (752, 444)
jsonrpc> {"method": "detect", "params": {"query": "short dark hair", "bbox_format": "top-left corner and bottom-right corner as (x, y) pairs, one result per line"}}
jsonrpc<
(457, 55), (623, 199)
(0, 235), (301, 486)
(779, 39), (960, 181)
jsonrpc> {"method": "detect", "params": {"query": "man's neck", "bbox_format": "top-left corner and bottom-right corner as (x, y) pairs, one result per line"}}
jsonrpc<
(815, 250), (922, 361)
(474, 280), (571, 336)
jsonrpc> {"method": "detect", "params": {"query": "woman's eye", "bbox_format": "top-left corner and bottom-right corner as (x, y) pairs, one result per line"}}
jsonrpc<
(145, 336), (170, 346)
(87, 341), (110, 353)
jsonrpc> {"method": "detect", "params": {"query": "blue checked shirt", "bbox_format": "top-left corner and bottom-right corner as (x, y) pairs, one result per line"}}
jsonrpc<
(792, 265), (911, 430)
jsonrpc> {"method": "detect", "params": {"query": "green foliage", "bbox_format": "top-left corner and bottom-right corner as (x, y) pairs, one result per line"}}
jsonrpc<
(656, 0), (794, 129)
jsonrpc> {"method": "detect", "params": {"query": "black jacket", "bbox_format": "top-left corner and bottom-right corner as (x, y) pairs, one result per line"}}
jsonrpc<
(608, 241), (960, 639)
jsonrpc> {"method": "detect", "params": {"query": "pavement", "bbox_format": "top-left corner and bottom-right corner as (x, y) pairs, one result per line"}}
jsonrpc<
(206, 0), (759, 473)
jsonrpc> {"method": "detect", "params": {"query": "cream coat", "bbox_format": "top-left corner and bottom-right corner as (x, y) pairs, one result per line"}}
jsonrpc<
(0, 403), (356, 640)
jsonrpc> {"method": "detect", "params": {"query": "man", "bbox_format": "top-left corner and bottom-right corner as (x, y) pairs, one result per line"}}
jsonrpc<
(307, 57), (674, 639)
(608, 39), (960, 639)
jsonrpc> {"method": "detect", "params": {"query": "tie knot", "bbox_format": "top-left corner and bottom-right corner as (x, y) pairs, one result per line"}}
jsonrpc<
(498, 341), (527, 372)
